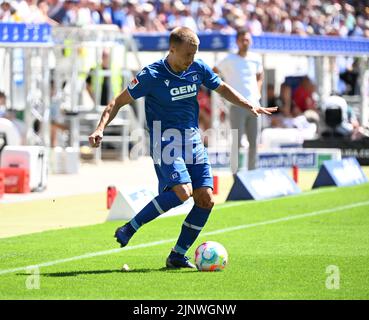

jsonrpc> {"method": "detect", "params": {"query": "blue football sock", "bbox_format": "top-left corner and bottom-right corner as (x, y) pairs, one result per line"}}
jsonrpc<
(129, 190), (183, 231)
(174, 205), (212, 255)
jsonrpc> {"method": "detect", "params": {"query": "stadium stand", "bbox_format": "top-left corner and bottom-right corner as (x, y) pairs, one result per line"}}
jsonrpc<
(0, 0), (369, 38)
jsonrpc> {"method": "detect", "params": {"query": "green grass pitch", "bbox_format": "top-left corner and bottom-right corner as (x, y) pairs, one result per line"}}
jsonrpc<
(1, 183), (369, 300)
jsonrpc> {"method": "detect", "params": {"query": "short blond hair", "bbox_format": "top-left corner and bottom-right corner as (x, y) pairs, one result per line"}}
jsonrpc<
(169, 27), (200, 47)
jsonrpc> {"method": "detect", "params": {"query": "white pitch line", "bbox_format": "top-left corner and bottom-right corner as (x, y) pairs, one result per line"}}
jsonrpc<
(1, 200), (369, 276)
(203, 200), (369, 236)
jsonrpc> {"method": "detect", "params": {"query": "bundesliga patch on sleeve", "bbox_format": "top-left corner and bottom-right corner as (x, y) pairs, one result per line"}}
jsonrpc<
(128, 77), (139, 89)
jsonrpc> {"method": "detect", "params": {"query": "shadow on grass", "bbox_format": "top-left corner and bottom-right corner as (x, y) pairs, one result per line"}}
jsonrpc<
(16, 267), (195, 277)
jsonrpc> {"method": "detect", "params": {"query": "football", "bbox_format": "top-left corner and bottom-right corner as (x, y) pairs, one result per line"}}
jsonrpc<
(194, 241), (228, 271)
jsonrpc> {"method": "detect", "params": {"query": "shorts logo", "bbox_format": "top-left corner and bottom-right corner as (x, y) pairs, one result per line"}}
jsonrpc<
(171, 172), (179, 180)
(128, 77), (139, 89)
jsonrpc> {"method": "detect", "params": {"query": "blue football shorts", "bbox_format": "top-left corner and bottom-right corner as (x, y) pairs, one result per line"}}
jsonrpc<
(151, 139), (213, 194)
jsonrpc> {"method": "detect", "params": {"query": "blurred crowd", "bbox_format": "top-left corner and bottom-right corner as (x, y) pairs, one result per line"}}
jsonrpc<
(1, 0), (369, 38)
(265, 73), (369, 140)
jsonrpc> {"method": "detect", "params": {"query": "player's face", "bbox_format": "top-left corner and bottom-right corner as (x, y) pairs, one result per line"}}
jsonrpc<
(173, 43), (198, 72)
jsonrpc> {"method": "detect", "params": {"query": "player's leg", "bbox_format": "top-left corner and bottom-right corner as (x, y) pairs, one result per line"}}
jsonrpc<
(130, 182), (192, 229)
(167, 154), (214, 268)
(115, 160), (192, 248)
(167, 187), (214, 269)
(245, 112), (259, 170)
(130, 161), (192, 231)
(229, 105), (247, 175)
(172, 187), (214, 251)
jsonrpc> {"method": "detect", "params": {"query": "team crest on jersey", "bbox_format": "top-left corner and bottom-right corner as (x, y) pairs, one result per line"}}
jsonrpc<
(128, 77), (139, 89)
(192, 74), (198, 81)
(170, 171), (179, 180)
(164, 80), (170, 87)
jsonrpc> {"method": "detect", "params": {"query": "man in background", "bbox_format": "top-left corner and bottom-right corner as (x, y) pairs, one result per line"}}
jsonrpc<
(213, 29), (263, 173)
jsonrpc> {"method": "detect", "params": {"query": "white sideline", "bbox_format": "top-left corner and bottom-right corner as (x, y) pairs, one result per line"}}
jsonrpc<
(1, 200), (369, 276)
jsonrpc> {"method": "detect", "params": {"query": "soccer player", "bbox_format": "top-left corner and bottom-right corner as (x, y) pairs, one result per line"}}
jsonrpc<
(89, 27), (277, 269)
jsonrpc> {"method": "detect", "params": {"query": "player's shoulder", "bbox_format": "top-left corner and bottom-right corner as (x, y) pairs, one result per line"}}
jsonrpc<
(128, 61), (162, 90)
(191, 59), (212, 72)
(140, 59), (165, 79)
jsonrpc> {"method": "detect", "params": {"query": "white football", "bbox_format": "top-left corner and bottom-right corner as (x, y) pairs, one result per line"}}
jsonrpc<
(194, 241), (228, 271)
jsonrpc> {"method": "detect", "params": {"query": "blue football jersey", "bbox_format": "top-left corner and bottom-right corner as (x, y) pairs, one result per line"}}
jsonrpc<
(127, 58), (221, 136)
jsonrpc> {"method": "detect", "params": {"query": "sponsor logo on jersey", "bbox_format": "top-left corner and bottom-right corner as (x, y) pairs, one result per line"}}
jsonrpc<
(192, 74), (198, 81)
(128, 77), (139, 89)
(170, 84), (197, 101)
(164, 80), (170, 87)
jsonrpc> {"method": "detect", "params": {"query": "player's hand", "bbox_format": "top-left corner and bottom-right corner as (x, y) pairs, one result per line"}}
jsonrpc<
(89, 129), (103, 148)
(250, 106), (278, 116)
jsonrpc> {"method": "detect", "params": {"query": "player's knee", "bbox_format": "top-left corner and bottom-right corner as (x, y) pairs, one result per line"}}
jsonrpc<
(194, 189), (215, 209)
(195, 197), (214, 209)
(172, 184), (192, 202)
(201, 200), (215, 210)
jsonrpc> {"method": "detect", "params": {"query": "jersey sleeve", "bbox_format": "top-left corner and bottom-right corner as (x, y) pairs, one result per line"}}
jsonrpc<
(199, 59), (222, 90)
(127, 68), (153, 99)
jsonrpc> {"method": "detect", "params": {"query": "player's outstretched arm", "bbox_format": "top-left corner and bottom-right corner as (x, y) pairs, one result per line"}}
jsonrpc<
(215, 81), (278, 116)
(89, 89), (134, 148)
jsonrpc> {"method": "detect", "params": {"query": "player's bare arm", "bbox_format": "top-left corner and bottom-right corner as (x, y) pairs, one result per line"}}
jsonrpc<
(89, 89), (133, 148)
(215, 81), (278, 116)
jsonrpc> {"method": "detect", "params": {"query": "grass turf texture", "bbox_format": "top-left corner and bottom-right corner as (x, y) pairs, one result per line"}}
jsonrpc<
(1, 183), (369, 300)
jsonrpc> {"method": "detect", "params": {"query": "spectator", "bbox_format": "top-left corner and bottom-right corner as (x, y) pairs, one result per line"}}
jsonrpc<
(13, 0), (43, 23)
(3, 0), (369, 38)
(138, 3), (167, 32)
(50, 79), (69, 147)
(211, 17), (234, 33)
(339, 58), (360, 96)
(47, 0), (65, 23)
(214, 28), (264, 172)
(0, 1), (15, 22)
(0, 92), (27, 144)
(263, 80), (317, 134)
(262, 80), (318, 136)
(76, 0), (94, 26)
(267, 83), (284, 128)
(292, 76), (318, 115)
(121, 0), (138, 33)
(87, 0), (103, 25)
(86, 49), (118, 106)
(320, 95), (369, 140)
(246, 11), (263, 35)
(37, 0), (59, 25)
(102, 0), (125, 28)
